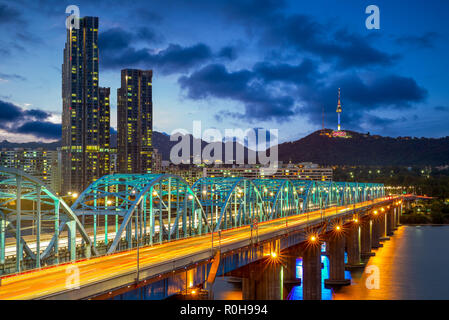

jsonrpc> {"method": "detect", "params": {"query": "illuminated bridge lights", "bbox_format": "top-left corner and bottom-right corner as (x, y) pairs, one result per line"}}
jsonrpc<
(0, 166), (385, 275)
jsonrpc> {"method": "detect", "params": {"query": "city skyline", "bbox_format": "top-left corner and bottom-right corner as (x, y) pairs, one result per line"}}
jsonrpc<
(0, 0), (448, 144)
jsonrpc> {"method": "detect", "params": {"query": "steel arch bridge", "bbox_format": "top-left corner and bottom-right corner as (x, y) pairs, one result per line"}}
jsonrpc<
(71, 173), (210, 254)
(0, 167), (97, 273)
(0, 167), (384, 274)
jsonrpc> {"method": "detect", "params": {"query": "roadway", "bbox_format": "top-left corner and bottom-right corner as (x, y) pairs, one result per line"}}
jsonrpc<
(0, 197), (397, 300)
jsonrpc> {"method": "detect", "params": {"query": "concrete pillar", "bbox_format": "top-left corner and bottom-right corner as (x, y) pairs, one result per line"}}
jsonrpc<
(386, 209), (394, 236)
(283, 246), (301, 285)
(345, 223), (364, 269)
(392, 207), (399, 230)
(371, 216), (383, 249)
(379, 212), (389, 241)
(241, 259), (282, 300)
(324, 232), (350, 287)
(301, 242), (321, 300)
(360, 219), (375, 259)
(397, 204), (402, 226)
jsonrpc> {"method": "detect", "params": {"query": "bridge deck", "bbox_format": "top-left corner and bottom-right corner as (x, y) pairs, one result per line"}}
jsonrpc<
(0, 197), (396, 300)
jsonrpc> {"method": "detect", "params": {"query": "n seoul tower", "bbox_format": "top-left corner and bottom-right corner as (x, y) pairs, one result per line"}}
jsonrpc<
(336, 88), (342, 131)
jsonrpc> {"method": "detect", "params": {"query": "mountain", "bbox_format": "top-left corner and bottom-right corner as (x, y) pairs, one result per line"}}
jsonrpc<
(275, 129), (449, 166)
(0, 139), (60, 150)
(2, 129), (449, 166)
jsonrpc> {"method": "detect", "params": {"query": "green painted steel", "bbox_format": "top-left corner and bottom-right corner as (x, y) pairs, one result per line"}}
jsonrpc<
(0, 167), (97, 273)
(0, 167), (384, 274)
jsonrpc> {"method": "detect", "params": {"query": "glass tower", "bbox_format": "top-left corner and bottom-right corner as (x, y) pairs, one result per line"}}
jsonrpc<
(117, 69), (153, 173)
(62, 16), (110, 193)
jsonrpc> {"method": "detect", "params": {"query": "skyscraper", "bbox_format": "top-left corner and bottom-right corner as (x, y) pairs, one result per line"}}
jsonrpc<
(61, 16), (110, 193)
(117, 69), (153, 173)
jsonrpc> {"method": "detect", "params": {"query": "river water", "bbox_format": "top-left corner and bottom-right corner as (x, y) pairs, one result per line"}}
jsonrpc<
(213, 225), (449, 300)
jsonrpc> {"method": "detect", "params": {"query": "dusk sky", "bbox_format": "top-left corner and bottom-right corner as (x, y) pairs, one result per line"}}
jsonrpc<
(0, 0), (448, 143)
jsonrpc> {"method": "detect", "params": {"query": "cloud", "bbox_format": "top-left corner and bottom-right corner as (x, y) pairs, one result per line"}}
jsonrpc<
(217, 46), (238, 61)
(260, 15), (399, 69)
(99, 27), (236, 74)
(0, 100), (58, 140)
(395, 32), (440, 49)
(365, 115), (407, 128)
(0, 4), (22, 25)
(179, 63), (300, 122)
(253, 58), (320, 85)
(15, 121), (61, 140)
(0, 73), (26, 81)
(298, 73), (428, 130)
(179, 59), (427, 127)
(434, 106), (449, 112)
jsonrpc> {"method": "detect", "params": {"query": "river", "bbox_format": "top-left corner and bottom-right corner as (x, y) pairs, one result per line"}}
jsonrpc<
(213, 225), (449, 300)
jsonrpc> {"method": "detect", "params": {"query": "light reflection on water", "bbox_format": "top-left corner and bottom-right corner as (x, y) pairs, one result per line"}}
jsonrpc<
(214, 226), (449, 300)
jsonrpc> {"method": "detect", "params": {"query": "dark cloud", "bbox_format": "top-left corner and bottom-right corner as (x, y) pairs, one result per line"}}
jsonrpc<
(0, 100), (22, 124)
(260, 15), (398, 69)
(24, 109), (52, 120)
(253, 58), (320, 85)
(217, 46), (238, 61)
(15, 121), (61, 139)
(0, 4), (22, 25)
(395, 32), (440, 49)
(0, 72), (26, 81)
(179, 59), (427, 127)
(179, 63), (297, 122)
(99, 27), (163, 52)
(434, 106), (449, 112)
(298, 73), (427, 130)
(205, 1), (398, 70)
(99, 28), (133, 51)
(365, 115), (407, 128)
(101, 43), (214, 74)
(0, 99), (53, 134)
(136, 27), (164, 44)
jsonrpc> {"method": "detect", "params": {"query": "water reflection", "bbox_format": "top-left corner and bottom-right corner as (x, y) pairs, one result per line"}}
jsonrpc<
(214, 226), (449, 300)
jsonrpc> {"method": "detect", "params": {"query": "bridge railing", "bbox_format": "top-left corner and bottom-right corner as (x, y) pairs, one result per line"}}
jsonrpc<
(0, 167), (385, 275)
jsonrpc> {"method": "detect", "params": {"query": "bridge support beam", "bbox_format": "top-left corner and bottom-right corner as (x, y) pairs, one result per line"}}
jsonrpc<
(241, 259), (282, 300)
(371, 216), (383, 249)
(379, 212), (389, 241)
(361, 219), (375, 259)
(345, 223), (364, 269)
(301, 241), (321, 300)
(386, 209), (394, 236)
(393, 207), (398, 230)
(324, 232), (350, 287)
(283, 246), (301, 285)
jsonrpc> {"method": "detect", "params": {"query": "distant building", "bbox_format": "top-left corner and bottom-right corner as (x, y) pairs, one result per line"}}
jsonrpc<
(203, 162), (332, 181)
(158, 166), (204, 185)
(152, 148), (162, 172)
(61, 16), (110, 193)
(117, 69), (153, 173)
(0, 148), (61, 193)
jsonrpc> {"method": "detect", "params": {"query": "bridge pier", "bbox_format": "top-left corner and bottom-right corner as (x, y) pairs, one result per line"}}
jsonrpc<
(345, 222), (364, 269)
(397, 204), (402, 226)
(283, 246), (301, 285)
(241, 259), (283, 300)
(386, 208), (394, 236)
(393, 207), (398, 230)
(324, 231), (350, 287)
(360, 218), (375, 259)
(300, 241), (321, 300)
(379, 211), (390, 241)
(371, 215), (383, 249)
